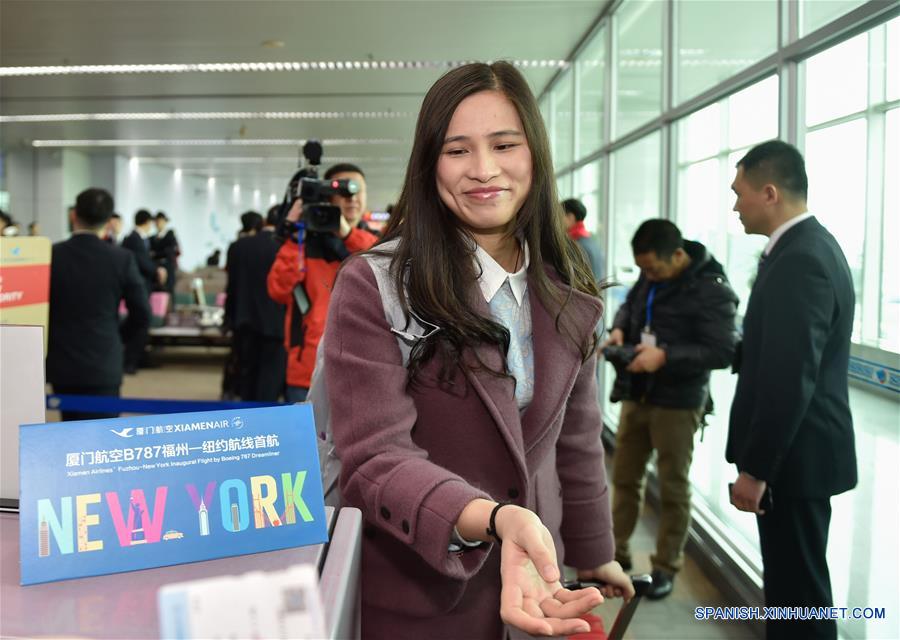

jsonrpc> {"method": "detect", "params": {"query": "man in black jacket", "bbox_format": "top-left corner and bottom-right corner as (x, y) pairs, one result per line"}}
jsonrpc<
(225, 206), (286, 401)
(151, 211), (179, 296)
(47, 188), (150, 421)
(604, 219), (737, 599)
(122, 209), (165, 293)
(121, 209), (164, 371)
(728, 141), (855, 640)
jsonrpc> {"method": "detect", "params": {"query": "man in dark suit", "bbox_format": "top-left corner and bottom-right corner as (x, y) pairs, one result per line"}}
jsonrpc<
(122, 209), (164, 293)
(727, 140), (857, 640)
(121, 209), (164, 371)
(151, 211), (179, 296)
(225, 206), (286, 401)
(47, 188), (150, 421)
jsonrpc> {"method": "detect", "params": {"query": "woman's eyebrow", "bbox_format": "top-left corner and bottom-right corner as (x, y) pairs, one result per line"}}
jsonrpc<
(443, 130), (524, 144)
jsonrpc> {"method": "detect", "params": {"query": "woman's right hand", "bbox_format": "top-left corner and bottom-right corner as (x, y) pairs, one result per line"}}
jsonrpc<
(494, 506), (603, 637)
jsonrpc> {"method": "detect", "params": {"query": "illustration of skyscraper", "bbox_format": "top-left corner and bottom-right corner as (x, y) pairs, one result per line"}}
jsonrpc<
(198, 499), (210, 536)
(39, 519), (49, 557)
(253, 494), (264, 529)
(231, 502), (240, 532)
(130, 498), (147, 545)
(77, 513), (88, 551)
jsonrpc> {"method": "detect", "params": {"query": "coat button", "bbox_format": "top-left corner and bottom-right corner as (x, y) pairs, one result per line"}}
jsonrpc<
(508, 487), (519, 499)
(380, 506), (391, 520)
(402, 520), (410, 534)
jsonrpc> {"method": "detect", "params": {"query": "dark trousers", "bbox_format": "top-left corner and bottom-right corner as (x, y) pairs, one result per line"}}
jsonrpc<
(757, 496), (835, 640)
(123, 318), (149, 369)
(236, 327), (286, 402)
(52, 384), (121, 422)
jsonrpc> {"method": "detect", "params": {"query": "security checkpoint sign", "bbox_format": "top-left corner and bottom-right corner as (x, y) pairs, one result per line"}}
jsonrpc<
(19, 404), (327, 585)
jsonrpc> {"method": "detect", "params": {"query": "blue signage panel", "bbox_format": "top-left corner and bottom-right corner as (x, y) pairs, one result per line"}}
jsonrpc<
(19, 405), (327, 585)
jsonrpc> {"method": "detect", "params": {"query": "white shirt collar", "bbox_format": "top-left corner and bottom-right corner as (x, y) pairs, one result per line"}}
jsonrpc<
(764, 212), (814, 256)
(473, 240), (531, 306)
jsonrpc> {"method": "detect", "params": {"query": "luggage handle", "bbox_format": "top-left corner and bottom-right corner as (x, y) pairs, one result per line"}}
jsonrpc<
(562, 574), (653, 640)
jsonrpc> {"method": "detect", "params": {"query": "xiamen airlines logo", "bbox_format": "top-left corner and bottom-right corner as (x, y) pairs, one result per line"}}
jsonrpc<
(109, 419), (232, 439)
(233, 417), (244, 429)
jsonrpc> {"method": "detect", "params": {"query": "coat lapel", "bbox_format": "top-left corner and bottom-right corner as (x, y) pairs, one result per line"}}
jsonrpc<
(461, 294), (529, 484)
(520, 279), (600, 452)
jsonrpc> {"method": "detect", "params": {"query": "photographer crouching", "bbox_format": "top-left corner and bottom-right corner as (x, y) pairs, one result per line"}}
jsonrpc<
(602, 219), (738, 600)
(267, 153), (379, 403)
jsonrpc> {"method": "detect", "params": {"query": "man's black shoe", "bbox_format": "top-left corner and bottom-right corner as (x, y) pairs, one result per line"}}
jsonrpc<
(646, 569), (674, 600)
(124, 364), (138, 375)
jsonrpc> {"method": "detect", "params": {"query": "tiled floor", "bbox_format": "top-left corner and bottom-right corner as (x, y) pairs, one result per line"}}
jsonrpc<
(582, 505), (758, 640)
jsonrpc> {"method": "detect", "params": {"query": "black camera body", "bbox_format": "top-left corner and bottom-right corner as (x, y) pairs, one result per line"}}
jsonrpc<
(278, 140), (360, 236)
(602, 344), (637, 367)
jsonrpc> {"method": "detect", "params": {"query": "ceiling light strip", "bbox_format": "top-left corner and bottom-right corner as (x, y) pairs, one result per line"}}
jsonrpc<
(31, 138), (406, 147)
(1, 111), (413, 123)
(0, 59), (568, 77)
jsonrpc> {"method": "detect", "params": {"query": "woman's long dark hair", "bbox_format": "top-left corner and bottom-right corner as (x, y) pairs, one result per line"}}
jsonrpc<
(371, 61), (602, 383)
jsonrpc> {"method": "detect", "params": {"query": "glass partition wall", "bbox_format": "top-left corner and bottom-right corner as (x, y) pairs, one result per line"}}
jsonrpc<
(544, 3), (899, 639)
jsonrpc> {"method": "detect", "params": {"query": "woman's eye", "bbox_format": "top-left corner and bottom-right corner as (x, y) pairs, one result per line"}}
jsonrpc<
(495, 143), (518, 151)
(445, 148), (467, 156)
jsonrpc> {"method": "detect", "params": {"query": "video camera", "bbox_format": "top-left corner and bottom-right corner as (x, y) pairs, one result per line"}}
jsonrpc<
(278, 140), (360, 237)
(602, 344), (637, 367)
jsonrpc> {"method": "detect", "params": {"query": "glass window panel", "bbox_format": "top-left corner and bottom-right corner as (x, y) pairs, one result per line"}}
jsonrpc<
(727, 75), (779, 149)
(675, 1), (777, 105)
(881, 108), (899, 353)
(680, 103), (721, 163)
(609, 131), (660, 295)
(603, 131), (660, 427)
(886, 18), (899, 102)
(552, 70), (575, 170)
(676, 78), (777, 317)
(804, 32), (868, 126)
(613, 0), (664, 138)
(576, 27), (607, 159)
(805, 118), (867, 340)
(575, 161), (602, 234)
(800, 0), (867, 38)
(556, 173), (572, 200)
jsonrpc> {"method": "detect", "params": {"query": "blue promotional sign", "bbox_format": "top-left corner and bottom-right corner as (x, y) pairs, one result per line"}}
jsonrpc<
(19, 405), (327, 585)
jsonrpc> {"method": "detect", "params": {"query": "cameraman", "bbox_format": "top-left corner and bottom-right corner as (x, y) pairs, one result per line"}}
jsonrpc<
(603, 219), (737, 600)
(267, 163), (379, 403)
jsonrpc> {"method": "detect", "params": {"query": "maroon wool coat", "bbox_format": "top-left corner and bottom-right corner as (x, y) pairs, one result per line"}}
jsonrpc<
(324, 254), (615, 639)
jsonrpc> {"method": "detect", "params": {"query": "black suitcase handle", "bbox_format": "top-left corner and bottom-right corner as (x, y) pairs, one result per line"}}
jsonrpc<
(562, 574), (653, 640)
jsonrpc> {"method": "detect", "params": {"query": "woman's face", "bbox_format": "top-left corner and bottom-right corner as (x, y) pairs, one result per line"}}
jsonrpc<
(436, 90), (532, 237)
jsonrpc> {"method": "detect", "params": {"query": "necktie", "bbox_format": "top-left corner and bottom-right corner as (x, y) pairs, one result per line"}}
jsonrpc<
(488, 280), (534, 409)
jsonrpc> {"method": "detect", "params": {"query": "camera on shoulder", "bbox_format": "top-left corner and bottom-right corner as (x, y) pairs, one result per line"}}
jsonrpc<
(277, 140), (359, 237)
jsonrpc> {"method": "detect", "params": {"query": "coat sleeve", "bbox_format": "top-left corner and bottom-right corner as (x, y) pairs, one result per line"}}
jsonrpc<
(266, 240), (304, 305)
(325, 257), (492, 579)
(738, 252), (834, 483)
(663, 276), (738, 374)
(556, 351), (615, 570)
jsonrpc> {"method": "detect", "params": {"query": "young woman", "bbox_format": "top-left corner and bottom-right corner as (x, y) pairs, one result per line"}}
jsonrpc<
(323, 61), (632, 638)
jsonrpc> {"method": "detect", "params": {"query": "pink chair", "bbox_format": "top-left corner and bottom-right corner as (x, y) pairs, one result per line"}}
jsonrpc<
(149, 292), (170, 318)
(215, 292), (226, 308)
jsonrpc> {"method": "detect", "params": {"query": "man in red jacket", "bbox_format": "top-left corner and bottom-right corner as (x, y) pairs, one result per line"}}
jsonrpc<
(267, 163), (379, 402)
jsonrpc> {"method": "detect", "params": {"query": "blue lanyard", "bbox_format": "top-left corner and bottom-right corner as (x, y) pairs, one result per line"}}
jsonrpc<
(296, 221), (307, 273)
(645, 284), (658, 329)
